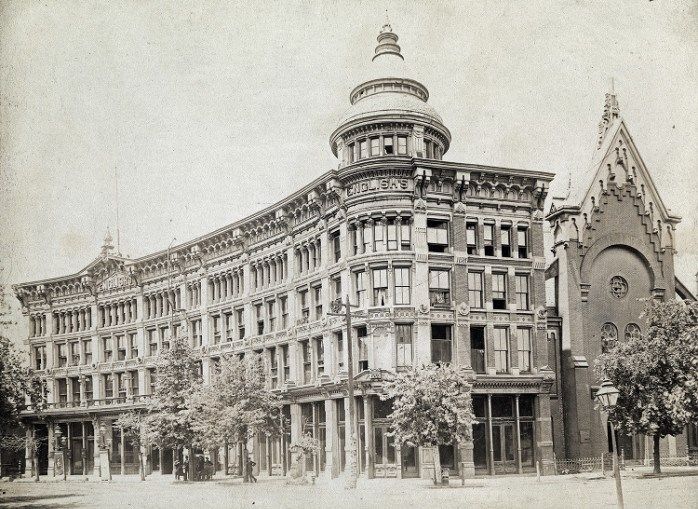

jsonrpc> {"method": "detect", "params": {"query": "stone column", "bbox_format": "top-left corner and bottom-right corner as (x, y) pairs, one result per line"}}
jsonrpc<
(363, 395), (375, 479)
(487, 395), (494, 475)
(92, 417), (102, 477)
(24, 425), (33, 478)
(324, 398), (340, 478)
(535, 393), (556, 475)
(289, 403), (303, 476)
(458, 439), (475, 479)
(47, 422), (55, 477)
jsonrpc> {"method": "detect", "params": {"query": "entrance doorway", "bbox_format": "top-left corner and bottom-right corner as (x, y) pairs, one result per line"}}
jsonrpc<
(401, 444), (419, 477)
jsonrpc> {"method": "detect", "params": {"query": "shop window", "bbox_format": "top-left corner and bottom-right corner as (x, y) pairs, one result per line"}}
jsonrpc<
(491, 396), (514, 418)
(426, 219), (449, 252)
(519, 395), (535, 417)
(431, 324), (452, 364)
(470, 326), (486, 374)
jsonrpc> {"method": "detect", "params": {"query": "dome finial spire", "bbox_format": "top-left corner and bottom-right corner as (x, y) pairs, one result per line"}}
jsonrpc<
(373, 20), (403, 62)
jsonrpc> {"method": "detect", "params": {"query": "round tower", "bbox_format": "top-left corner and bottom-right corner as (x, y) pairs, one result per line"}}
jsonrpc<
(330, 24), (451, 167)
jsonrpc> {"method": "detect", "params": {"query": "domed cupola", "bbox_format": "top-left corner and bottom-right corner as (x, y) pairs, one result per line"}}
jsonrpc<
(330, 23), (451, 168)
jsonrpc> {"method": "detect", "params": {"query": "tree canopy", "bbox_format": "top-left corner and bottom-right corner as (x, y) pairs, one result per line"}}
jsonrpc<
(597, 299), (698, 472)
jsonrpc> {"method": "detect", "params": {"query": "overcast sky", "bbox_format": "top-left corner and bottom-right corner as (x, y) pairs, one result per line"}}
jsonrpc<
(1, 1), (696, 331)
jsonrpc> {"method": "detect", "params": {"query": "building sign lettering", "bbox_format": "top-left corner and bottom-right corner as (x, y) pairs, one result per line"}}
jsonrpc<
(346, 178), (410, 197)
(97, 273), (131, 292)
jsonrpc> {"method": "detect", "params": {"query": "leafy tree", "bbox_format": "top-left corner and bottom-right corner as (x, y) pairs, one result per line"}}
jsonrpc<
(289, 431), (320, 478)
(0, 282), (44, 479)
(598, 299), (698, 474)
(382, 364), (475, 485)
(115, 411), (148, 481)
(188, 353), (282, 482)
(145, 335), (201, 481)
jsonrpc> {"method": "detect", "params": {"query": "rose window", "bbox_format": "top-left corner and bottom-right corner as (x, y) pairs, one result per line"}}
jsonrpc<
(609, 276), (628, 299)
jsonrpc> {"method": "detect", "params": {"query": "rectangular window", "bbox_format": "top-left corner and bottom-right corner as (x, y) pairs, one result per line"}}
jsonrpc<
(331, 275), (342, 302)
(351, 227), (359, 255)
(71, 377), (81, 405)
(280, 297), (288, 329)
(159, 325), (170, 351)
(518, 328), (532, 372)
(70, 341), (80, 365)
(298, 289), (309, 322)
(192, 320), (202, 347)
(355, 270), (366, 307)
(363, 222), (371, 253)
(104, 374), (113, 399)
(396, 324), (413, 367)
(129, 333), (138, 359)
(224, 312), (233, 341)
(357, 326), (369, 371)
(515, 275), (530, 310)
(466, 222), (477, 255)
(431, 324), (452, 364)
(236, 308), (245, 339)
(484, 224), (495, 256)
(335, 331), (345, 371)
(301, 340), (311, 384)
(149, 369), (156, 395)
(101, 338), (112, 363)
(34, 346), (46, 370)
(57, 379), (68, 404)
(470, 326), (486, 374)
(57, 343), (68, 367)
(331, 230), (341, 262)
(426, 219), (449, 252)
(315, 337), (325, 376)
(468, 272), (483, 308)
(492, 273), (507, 310)
(428, 269), (450, 307)
(131, 371), (139, 396)
(255, 303), (264, 335)
(494, 328), (509, 373)
(359, 139), (368, 159)
(373, 222), (385, 251)
(281, 344), (290, 382)
(116, 335), (126, 361)
(370, 137), (380, 156)
(372, 268), (388, 306)
(394, 267), (411, 305)
(84, 376), (93, 401)
(387, 219), (398, 250)
(116, 373), (126, 399)
(313, 286), (322, 319)
(348, 143), (355, 163)
(147, 329), (157, 356)
(397, 136), (407, 155)
(383, 136), (393, 154)
(501, 226), (512, 257)
(267, 301), (276, 332)
(400, 220), (411, 250)
(517, 227), (529, 258)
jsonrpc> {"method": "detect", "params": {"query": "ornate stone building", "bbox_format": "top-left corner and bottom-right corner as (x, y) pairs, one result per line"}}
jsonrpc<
(545, 91), (697, 463)
(15, 24), (558, 480)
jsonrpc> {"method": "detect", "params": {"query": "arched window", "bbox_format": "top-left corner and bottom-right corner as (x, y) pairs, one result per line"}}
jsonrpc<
(601, 322), (618, 353)
(625, 323), (642, 340)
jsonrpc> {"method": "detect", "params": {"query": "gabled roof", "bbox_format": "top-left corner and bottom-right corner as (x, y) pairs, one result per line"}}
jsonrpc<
(549, 95), (680, 225)
(675, 277), (696, 302)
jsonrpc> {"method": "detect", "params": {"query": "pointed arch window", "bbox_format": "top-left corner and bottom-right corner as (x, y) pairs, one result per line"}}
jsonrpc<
(624, 323), (641, 341)
(601, 322), (618, 353)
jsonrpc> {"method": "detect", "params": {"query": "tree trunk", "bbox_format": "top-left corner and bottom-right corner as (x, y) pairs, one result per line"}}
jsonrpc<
(653, 434), (661, 474)
(242, 443), (249, 483)
(188, 444), (196, 482)
(139, 450), (145, 481)
(33, 451), (40, 482)
(433, 446), (442, 486)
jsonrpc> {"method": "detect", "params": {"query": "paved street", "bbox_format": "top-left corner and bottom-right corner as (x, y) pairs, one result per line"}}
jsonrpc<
(1, 471), (696, 509)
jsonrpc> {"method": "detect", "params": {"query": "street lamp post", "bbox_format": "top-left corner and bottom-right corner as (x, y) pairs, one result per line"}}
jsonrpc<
(595, 378), (624, 509)
(328, 296), (364, 490)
